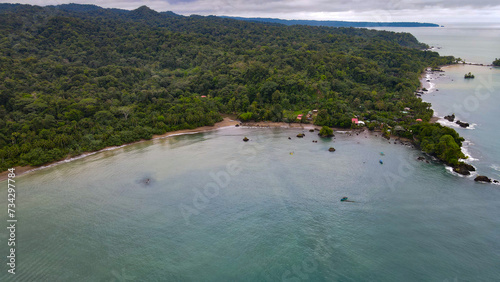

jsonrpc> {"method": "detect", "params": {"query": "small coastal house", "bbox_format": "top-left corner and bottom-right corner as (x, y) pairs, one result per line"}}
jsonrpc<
(297, 114), (303, 120)
(416, 118), (423, 122)
(351, 118), (358, 124)
(201, 95), (207, 98)
(357, 121), (365, 126)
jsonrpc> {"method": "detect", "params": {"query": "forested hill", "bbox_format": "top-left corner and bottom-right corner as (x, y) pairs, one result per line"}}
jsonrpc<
(220, 16), (440, 28)
(0, 4), (465, 172)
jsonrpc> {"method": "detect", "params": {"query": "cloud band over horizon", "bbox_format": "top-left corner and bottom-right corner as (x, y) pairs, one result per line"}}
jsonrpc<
(1, 0), (499, 24)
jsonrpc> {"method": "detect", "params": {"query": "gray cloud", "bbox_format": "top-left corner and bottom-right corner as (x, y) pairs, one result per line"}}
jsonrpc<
(1, 0), (499, 23)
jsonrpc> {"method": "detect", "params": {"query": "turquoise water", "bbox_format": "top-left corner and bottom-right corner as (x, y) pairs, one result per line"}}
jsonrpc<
(2, 26), (500, 281)
(1, 128), (500, 281)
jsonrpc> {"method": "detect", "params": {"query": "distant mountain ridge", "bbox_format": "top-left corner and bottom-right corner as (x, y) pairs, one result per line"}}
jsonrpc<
(220, 16), (439, 28)
(0, 3), (438, 28)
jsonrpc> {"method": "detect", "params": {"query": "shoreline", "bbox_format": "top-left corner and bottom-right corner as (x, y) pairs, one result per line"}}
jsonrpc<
(1, 64), (484, 182)
(240, 121), (415, 144)
(0, 117), (240, 182)
(417, 64), (499, 181)
(1, 118), (414, 182)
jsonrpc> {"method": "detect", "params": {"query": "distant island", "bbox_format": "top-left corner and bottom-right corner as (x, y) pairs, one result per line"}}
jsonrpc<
(220, 16), (440, 28)
(493, 58), (500, 66)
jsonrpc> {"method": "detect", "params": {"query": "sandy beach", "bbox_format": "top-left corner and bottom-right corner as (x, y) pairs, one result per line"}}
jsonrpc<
(0, 117), (240, 182)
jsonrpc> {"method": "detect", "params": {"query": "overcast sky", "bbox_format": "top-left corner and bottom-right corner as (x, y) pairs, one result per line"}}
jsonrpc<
(2, 0), (500, 24)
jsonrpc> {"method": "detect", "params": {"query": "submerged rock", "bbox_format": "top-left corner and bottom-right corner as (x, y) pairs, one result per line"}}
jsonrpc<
(297, 133), (305, 138)
(328, 147), (336, 152)
(309, 129), (314, 132)
(243, 137), (249, 142)
(474, 175), (492, 183)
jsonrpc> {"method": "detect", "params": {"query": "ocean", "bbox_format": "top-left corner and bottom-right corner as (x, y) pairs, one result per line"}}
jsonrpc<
(1, 25), (500, 281)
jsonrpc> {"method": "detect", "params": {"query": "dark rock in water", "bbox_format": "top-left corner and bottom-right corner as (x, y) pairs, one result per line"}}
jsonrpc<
(297, 133), (305, 138)
(309, 129), (314, 132)
(235, 124), (240, 127)
(314, 128), (320, 131)
(456, 120), (469, 128)
(494, 180), (499, 183)
(444, 114), (455, 122)
(453, 166), (470, 176)
(453, 163), (476, 175)
(288, 137), (291, 140)
(474, 175), (492, 183)
(417, 156), (425, 161)
(461, 163), (476, 171)
(243, 137), (249, 142)
(328, 147), (336, 152)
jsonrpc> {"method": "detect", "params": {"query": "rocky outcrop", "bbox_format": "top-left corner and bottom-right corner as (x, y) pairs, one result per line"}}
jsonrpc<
(453, 162), (476, 176)
(474, 175), (492, 183)
(328, 147), (336, 152)
(297, 133), (305, 138)
(456, 120), (469, 128)
(309, 129), (314, 132)
(417, 156), (425, 161)
(444, 114), (455, 122)
(243, 137), (249, 142)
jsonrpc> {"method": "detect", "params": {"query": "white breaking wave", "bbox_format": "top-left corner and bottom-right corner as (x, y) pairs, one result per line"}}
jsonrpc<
(491, 164), (500, 172)
(437, 118), (476, 130)
(461, 141), (479, 162)
(445, 165), (477, 178)
(424, 73), (436, 93)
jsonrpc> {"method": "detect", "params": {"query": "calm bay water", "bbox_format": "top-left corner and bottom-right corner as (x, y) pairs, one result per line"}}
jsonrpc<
(1, 127), (500, 281)
(1, 26), (500, 281)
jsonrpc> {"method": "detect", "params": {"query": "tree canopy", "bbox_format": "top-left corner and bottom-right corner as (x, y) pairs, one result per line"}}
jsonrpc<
(0, 4), (462, 171)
